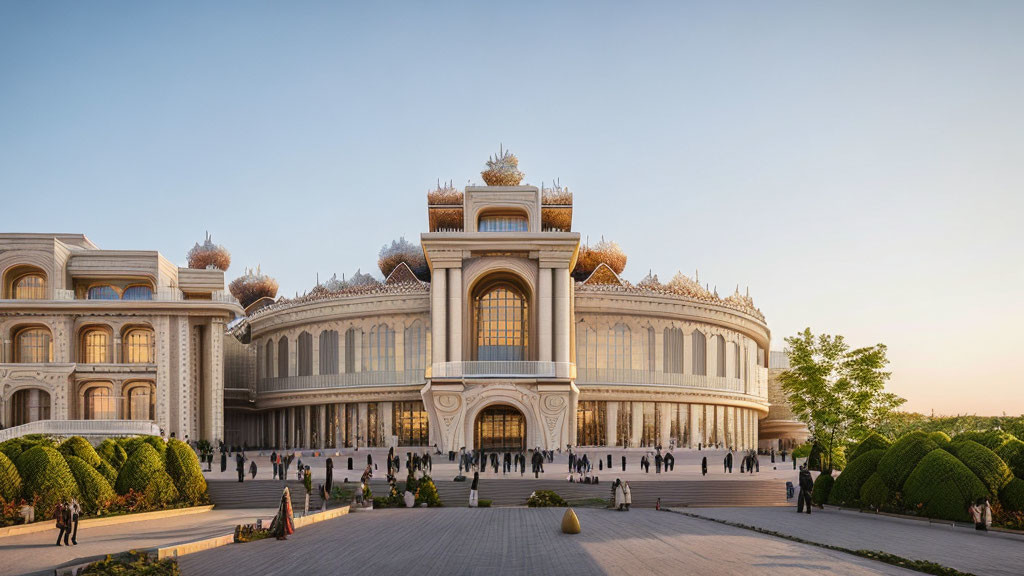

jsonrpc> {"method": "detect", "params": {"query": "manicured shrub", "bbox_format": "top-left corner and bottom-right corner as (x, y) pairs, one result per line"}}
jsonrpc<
(0, 435), (55, 462)
(903, 449), (987, 522)
(927, 431), (951, 447)
(95, 459), (118, 487)
(999, 477), (1024, 513)
(946, 440), (1013, 496)
(527, 490), (567, 507)
(65, 455), (115, 514)
(122, 435), (166, 458)
(811, 472), (835, 506)
(860, 473), (890, 510)
(953, 430), (1012, 451)
(58, 436), (102, 468)
(877, 431), (939, 490)
(115, 443), (164, 495)
(0, 439), (27, 461)
(0, 451), (22, 503)
(97, 439), (128, 470)
(415, 475), (442, 507)
(15, 445), (79, 517)
(164, 439), (207, 505)
(143, 470), (180, 507)
(996, 437), (1024, 479)
(829, 450), (885, 507)
(848, 432), (892, 463)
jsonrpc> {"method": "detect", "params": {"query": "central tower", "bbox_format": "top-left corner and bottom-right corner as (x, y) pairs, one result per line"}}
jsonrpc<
(420, 150), (580, 451)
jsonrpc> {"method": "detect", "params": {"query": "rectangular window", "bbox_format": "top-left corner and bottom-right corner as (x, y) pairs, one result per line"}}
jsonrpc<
(575, 401), (606, 446)
(392, 401), (429, 446)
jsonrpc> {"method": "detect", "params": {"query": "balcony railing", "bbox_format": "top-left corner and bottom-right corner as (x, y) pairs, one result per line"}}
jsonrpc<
(430, 361), (574, 379)
(257, 370), (425, 394)
(575, 368), (749, 394)
(0, 419), (161, 443)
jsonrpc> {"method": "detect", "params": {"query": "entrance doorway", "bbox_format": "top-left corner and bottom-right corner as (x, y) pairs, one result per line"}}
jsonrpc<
(474, 405), (526, 451)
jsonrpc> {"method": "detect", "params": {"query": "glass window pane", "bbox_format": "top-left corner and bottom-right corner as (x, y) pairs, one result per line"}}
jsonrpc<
(14, 274), (46, 299)
(122, 286), (153, 300)
(88, 286), (120, 300)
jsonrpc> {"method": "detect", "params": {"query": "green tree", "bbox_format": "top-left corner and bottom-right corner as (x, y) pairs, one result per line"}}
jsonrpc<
(779, 328), (904, 471)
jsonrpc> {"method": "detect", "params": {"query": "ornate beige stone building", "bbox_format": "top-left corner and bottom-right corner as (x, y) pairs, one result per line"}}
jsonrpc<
(0, 234), (242, 442)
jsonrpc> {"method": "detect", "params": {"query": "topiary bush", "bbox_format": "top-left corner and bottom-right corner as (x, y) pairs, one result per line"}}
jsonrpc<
(0, 435), (55, 462)
(953, 430), (1013, 451)
(903, 449), (988, 522)
(877, 431), (939, 490)
(143, 470), (180, 507)
(829, 449), (885, 507)
(527, 490), (567, 507)
(95, 459), (118, 487)
(927, 431), (951, 447)
(122, 435), (166, 459)
(97, 439), (128, 470)
(811, 472), (835, 506)
(65, 455), (115, 514)
(58, 436), (102, 468)
(415, 475), (442, 507)
(15, 445), (79, 517)
(164, 439), (207, 505)
(996, 437), (1024, 479)
(115, 443), (164, 495)
(860, 472), (890, 510)
(848, 432), (892, 463)
(998, 477), (1024, 513)
(946, 440), (1013, 496)
(0, 451), (22, 503)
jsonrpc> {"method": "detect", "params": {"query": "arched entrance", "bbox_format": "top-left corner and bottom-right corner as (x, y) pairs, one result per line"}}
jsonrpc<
(10, 388), (51, 426)
(474, 404), (526, 451)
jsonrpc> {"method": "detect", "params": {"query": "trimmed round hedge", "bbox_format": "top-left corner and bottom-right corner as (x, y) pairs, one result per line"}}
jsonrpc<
(143, 470), (179, 507)
(59, 436), (102, 468)
(848, 432), (892, 463)
(811, 472), (835, 506)
(996, 437), (1024, 479)
(0, 451), (22, 503)
(115, 443), (164, 495)
(95, 458), (119, 487)
(999, 477), (1024, 513)
(860, 472), (890, 510)
(877, 431), (939, 490)
(829, 449), (885, 507)
(164, 439), (207, 505)
(119, 436), (166, 459)
(927, 431), (951, 447)
(945, 440), (1013, 496)
(97, 439), (128, 471)
(903, 449), (987, 522)
(65, 455), (115, 514)
(953, 430), (1013, 451)
(1, 435), (55, 462)
(15, 445), (79, 517)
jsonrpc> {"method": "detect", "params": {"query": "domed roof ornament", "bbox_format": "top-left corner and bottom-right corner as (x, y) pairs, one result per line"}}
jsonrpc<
(481, 144), (525, 186)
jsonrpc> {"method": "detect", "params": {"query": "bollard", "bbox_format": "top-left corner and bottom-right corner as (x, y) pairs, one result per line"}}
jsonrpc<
(621, 456), (626, 471)
(347, 457), (353, 470)
(607, 455), (612, 469)
(561, 508), (581, 534)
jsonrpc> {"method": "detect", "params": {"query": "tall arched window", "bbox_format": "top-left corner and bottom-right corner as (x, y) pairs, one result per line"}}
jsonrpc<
(733, 342), (741, 379)
(122, 285), (153, 300)
(15, 327), (52, 363)
(264, 340), (274, 378)
(362, 324), (395, 371)
(403, 321), (425, 372)
(123, 327), (155, 363)
(319, 330), (339, 375)
(297, 331), (313, 376)
(474, 283), (528, 361)
(691, 331), (707, 376)
(278, 337), (289, 378)
(345, 328), (360, 373)
(12, 273), (46, 299)
(83, 385), (116, 419)
(88, 285), (119, 300)
(125, 382), (155, 420)
(607, 323), (631, 371)
(716, 335), (727, 377)
(663, 327), (684, 374)
(81, 327), (111, 363)
(576, 322), (597, 369)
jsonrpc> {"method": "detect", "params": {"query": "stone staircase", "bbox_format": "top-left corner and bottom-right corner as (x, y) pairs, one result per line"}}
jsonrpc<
(207, 478), (789, 509)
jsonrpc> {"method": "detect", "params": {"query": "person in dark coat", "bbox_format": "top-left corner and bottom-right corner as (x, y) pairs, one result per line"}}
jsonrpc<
(503, 452), (511, 474)
(665, 452), (674, 471)
(531, 450), (543, 478)
(249, 460), (257, 479)
(728, 452), (733, 473)
(54, 501), (70, 546)
(220, 450), (227, 473)
(325, 457), (334, 495)
(469, 471), (480, 507)
(701, 456), (707, 476)
(797, 466), (814, 514)
(271, 451), (278, 480)
(236, 453), (246, 482)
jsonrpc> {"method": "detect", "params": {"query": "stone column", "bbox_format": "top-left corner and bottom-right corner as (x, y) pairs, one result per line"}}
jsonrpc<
(287, 407), (295, 449)
(154, 316), (171, 436)
(447, 268), (462, 362)
(337, 403), (346, 448)
(605, 402), (618, 447)
(381, 401), (393, 447)
(318, 405), (326, 449)
(2, 338), (11, 363)
(553, 268), (570, 364)
(303, 405), (311, 449)
(659, 403), (672, 446)
(689, 404), (700, 449)
(312, 335), (320, 376)
(630, 402), (643, 447)
(716, 405), (726, 446)
(210, 319), (224, 443)
(538, 267), (552, 362)
(431, 269), (446, 364)
(357, 403), (368, 448)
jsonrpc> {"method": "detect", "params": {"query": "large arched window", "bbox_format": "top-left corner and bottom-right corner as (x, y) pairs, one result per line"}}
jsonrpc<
(122, 285), (153, 300)
(344, 328), (360, 373)
(362, 324), (395, 371)
(691, 331), (707, 376)
(474, 283), (528, 361)
(278, 337), (289, 378)
(83, 385), (116, 419)
(319, 330), (339, 375)
(15, 327), (53, 363)
(264, 340), (274, 378)
(716, 335), (727, 377)
(123, 327), (155, 363)
(297, 331), (313, 376)
(403, 321), (425, 372)
(12, 272), (46, 299)
(606, 323), (631, 371)
(80, 327), (112, 363)
(663, 327), (684, 374)
(11, 388), (50, 425)
(87, 285), (119, 300)
(125, 382), (155, 420)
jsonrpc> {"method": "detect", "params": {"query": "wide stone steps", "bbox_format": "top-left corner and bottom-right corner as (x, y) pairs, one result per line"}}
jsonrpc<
(207, 478), (789, 509)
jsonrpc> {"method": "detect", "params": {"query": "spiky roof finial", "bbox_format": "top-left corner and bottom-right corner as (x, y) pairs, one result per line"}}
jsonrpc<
(186, 232), (231, 271)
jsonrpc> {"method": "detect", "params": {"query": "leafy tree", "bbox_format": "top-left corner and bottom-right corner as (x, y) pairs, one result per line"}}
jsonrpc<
(779, 328), (904, 471)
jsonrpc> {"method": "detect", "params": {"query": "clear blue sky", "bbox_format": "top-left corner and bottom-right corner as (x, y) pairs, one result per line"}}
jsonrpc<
(2, 2), (1021, 415)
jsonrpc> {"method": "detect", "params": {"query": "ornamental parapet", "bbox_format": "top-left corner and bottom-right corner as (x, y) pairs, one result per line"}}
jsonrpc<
(257, 370), (424, 394)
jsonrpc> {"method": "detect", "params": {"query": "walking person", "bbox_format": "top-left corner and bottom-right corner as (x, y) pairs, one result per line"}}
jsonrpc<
(220, 449), (227, 473)
(271, 450), (278, 480)
(613, 479), (625, 511)
(67, 498), (80, 545)
(797, 465), (813, 514)
(325, 457), (334, 495)
(970, 497), (992, 531)
(54, 501), (68, 546)
(623, 481), (632, 511)
(469, 472), (480, 507)
(249, 459), (258, 479)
